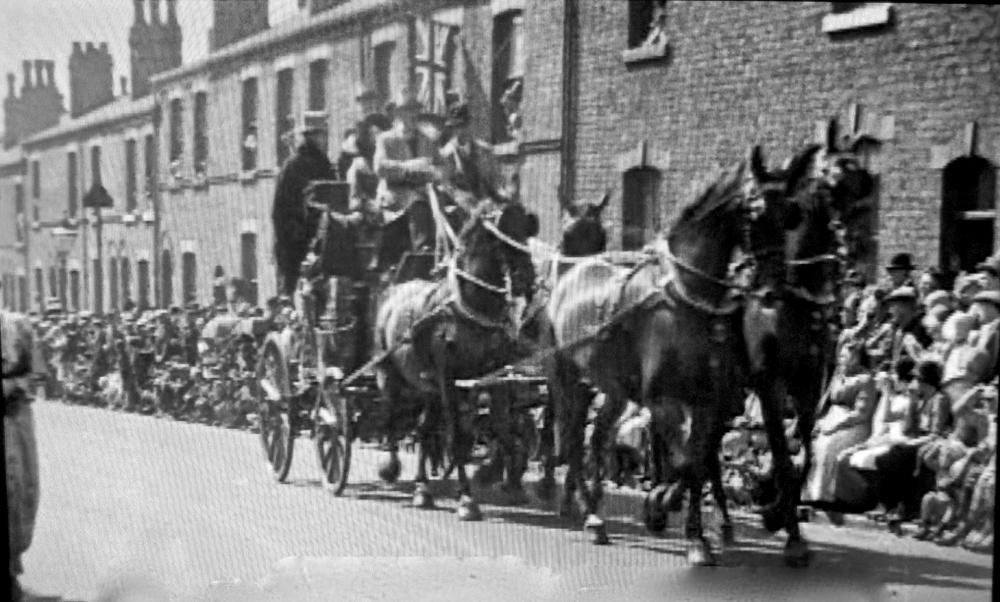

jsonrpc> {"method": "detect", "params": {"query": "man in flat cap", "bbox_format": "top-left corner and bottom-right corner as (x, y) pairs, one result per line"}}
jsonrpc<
(272, 111), (338, 296)
(884, 286), (933, 368)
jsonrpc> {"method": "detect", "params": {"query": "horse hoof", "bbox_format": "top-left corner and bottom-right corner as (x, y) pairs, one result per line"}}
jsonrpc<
(783, 539), (811, 568)
(378, 455), (402, 484)
(761, 505), (785, 534)
(687, 539), (717, 567)
(721, 523), (736, 545)
(457, 497), (482, 522)
(585, 515), (610, 545)
(412, 485), (435, 509)
(535, 477), (557, 502)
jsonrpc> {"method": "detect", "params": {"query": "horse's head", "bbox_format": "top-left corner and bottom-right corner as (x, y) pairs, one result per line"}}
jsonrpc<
(458, 201), (539, 303)
(560, 191), (610, 257)
(773, 124), (876, 297)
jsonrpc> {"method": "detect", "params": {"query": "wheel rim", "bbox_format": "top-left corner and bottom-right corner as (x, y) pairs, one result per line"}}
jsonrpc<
(315, 385), (350, 492)
(258, 345), (292, 474)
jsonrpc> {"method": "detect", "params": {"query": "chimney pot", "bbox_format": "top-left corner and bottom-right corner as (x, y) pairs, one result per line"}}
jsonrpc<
(166, 0), (177, 23)
(7, 74), (15, 98)
(72, 42), (83, 55)
(121, 77), (128, 96)
(99, 42), (108, 53)
(150, 0), (161, 23)
(46, 61), (55, 87)
(86, 42), (96, 53)
(134, 0), (145, 24)
(22, 61), (32, 89)
(35, 60), (45, 87)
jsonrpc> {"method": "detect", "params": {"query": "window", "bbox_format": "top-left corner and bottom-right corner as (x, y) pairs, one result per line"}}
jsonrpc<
(34, 268), (43, 309)
(58, 265), (67, 311)
(193, 91), (208, 176)
(241, 233), (258, 306)
(940, 156), (996, 274)
(138, 259), (150, 310)
(275, 70), (294, 167)
(91, 145), (102, 187)
(18, 275), (28, 312)
(181, 251), (197, 305)
(622, 167), (661, 251)
(69, 270), (80, 311)
(308, 59), (328, 111)
(48, 267), (57, 300)
(31, 160), (40, 198)
(125, 139), (138, 211)
(212, 265), (227, 306)
(33, 205), (39, 222)
(14, 184), (24, 242)
(169, 97), (184, 170)
(144, 133), (156, 196)
(374, 42), (395, 104)
(67, 151), (78, 217)
(121, 257), (132, 307)
(492, 11), (524, 143)
(242, 77), (259, 171)
(160, 250), (173, 307)
(109, 257), (119, 312)
(92, 258), (103, 313)
(627, 0), (666, 49)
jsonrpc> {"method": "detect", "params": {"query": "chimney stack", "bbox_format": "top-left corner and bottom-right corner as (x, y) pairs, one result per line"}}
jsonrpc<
(35, 60), (45, 87)
(22, 61), (32, 90)
(69, 40), (114, 116)
(6, 74), (14, 98)
(121, 76), (128, 96)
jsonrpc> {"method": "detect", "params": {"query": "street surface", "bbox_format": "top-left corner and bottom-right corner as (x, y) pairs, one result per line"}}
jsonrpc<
(20, 400), (994, 601)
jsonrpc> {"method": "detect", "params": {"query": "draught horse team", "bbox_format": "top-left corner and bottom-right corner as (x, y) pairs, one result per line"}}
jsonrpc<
(272, 110), (876, 567)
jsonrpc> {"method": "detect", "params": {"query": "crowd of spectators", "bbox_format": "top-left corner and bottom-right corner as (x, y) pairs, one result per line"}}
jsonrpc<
(801, 252), (997, 553)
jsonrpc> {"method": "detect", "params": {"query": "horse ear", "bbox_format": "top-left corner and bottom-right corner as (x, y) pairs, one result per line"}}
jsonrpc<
(826, 118), (840, 152)
(749, 145), (770, 182)
(526, 212), (540, 238)
(595, 189), (611, 213)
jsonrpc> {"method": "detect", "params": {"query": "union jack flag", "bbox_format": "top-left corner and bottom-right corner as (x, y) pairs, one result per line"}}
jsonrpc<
(410, 17), (458, 115)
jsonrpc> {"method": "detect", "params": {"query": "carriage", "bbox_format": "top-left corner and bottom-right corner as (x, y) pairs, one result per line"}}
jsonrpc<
(254, 180), (547, 494)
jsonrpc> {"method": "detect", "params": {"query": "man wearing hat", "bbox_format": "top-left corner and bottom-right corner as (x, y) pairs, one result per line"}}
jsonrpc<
(974, 252), (1000, 291)
(373, 87), (440, 264)
(435, 99), (510, 212)
(884, 286), (933, 367)
(843, 269), (866, 300)
(272, 110), (338, 296)
(885, 252), (917, 290)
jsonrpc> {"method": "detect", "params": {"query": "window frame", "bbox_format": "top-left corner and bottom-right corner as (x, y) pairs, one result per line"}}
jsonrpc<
(125, 138), (138, 212)
(67, 151), (78, 217)
(193, 91), (209, 178)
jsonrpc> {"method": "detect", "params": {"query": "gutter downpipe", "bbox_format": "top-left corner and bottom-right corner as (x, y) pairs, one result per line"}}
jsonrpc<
(559, 0), (578, 210)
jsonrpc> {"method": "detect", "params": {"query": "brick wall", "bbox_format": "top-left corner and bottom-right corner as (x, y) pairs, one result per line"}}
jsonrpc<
(571, 2), (1000, 274)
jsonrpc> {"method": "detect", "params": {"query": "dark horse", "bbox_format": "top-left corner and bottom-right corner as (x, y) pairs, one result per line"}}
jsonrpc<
(373, 200), (538, 520)
(745, 120), (876, 567)
(470, 191), (613, 501)
(542, 149), (795, 564)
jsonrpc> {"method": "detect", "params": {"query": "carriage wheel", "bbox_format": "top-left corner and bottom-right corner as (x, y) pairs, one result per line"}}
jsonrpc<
(256, 341), (295, 482)
(315, 382), (352, 496)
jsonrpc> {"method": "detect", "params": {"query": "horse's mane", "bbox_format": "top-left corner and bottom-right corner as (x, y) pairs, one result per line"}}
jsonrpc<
(666, 160), (747, 233)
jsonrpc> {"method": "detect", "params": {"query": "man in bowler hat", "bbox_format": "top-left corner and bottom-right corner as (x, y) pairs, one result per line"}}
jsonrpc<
(885, 252), (917, 290)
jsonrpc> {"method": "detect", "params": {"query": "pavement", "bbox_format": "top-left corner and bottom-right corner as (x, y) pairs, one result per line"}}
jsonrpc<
(18, 400), (995, 601)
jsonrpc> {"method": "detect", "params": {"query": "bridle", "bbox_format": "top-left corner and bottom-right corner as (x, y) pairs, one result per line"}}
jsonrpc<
(781, 183), (846, 308)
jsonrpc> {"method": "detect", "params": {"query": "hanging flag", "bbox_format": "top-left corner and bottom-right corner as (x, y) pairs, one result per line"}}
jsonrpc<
(410, 17), (457, 115)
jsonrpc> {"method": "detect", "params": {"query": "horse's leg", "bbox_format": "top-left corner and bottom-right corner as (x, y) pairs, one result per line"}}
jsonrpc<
(500, 400), (531, 506)
(708, 426), (735, 545)
(582, 384), (627, 545)
(535, 350), (564, 502)
(683, 403), (717, 566)
(782, 384), (818, 567)
(412, 402), (435, 508)
(754, 376), (801, 545)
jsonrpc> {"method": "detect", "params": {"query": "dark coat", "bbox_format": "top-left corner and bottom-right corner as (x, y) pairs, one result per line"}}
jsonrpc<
(272, 141), (337, 295)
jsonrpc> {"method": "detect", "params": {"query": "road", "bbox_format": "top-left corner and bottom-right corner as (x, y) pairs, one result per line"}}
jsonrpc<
(19, 400), (994, 601)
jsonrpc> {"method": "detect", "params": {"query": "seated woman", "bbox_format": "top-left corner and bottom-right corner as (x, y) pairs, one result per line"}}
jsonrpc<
(802, 340), (878, 517)
(831, 356), (918, 514)
(870, 359), (950, 534)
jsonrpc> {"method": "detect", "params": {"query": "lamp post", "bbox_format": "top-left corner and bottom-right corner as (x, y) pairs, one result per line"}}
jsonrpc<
(83, 184), (112, 314)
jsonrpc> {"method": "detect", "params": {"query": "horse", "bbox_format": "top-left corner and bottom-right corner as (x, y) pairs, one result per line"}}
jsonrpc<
(469, 191), (612, 502)
(541, 148), (796, 564)
(744, 119), (876, 567)
(373, 200), (538, 520)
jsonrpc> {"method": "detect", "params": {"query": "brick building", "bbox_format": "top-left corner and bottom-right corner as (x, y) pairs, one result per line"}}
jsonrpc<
(0, 147), (28, 310)
(564, 1), (999, 280)
(150, 0), (562, 307)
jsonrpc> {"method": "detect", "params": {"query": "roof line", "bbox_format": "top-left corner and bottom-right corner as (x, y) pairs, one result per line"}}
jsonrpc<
(21, 97), (155, 148)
